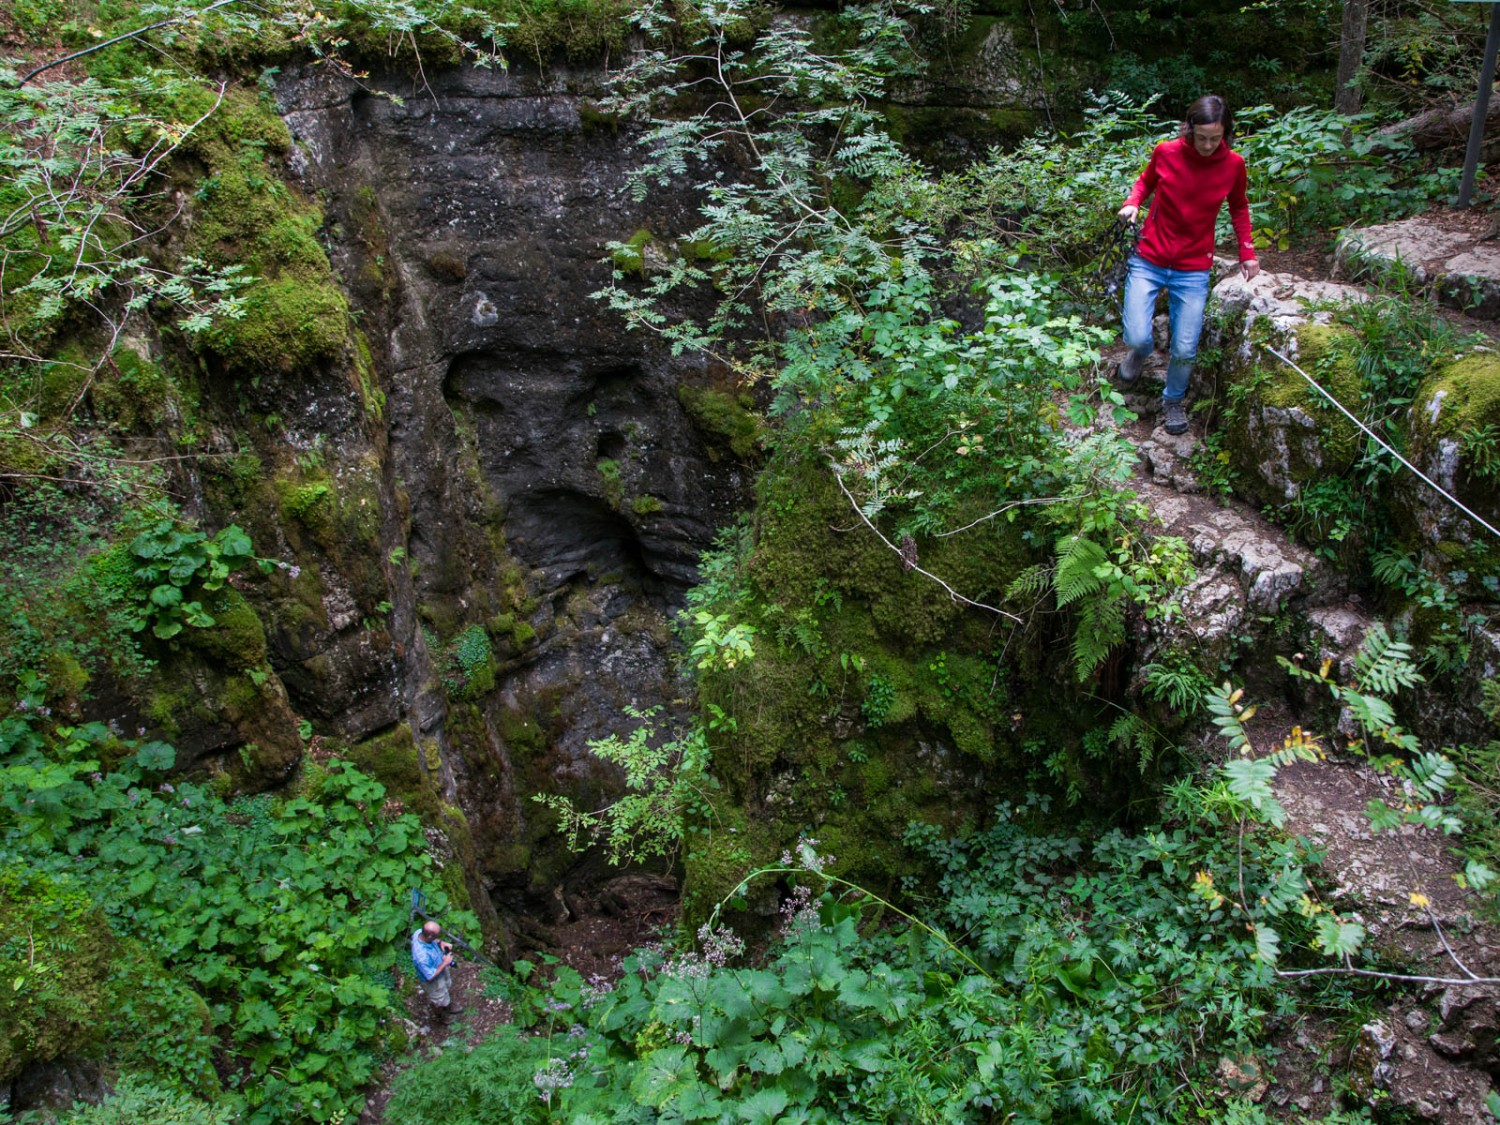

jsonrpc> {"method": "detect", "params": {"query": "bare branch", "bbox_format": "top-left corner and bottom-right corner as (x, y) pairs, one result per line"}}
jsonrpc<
(17, 0), (247, 86)
(830, 462), (1022, 623)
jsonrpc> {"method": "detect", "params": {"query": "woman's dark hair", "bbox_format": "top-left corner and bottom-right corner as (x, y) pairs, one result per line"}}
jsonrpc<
(1180, 95), (1233, 146)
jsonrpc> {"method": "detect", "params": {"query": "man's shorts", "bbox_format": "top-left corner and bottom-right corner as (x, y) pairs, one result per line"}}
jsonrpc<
(419, 967), (451, 1008)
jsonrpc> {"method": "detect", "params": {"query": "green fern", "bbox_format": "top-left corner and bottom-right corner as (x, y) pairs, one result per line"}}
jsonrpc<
(1107, 711), (1157, 773)
(1352, 623), (1423, 696)
(1005, 564), (1051, 603)
(1142, 660), (1212, 711)
(1072, 594), (1124, 681)
(1053, 535), (1107, 608)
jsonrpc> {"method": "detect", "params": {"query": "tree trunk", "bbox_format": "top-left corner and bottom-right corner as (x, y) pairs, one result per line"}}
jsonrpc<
(1380, 100), (1500, 163)
(1335, 0), (1369, 116)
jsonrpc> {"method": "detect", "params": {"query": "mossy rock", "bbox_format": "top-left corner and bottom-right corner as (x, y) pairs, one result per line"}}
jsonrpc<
(182, 588), (268, 670)
(204, 276), (348, 376)
(176, 88), (348, 378)
(276, 473), (336, 539)
(1402, 350), (1500, 537)
(610, 228), (656, 276)
(90, 347), (174, 430)
(1412, 351), (1500, 450)
(0, 869), (118, 1081)
(1223, 322), (1362, 505)
(347, 724), (438, 819)
(677, 384), (764, 462)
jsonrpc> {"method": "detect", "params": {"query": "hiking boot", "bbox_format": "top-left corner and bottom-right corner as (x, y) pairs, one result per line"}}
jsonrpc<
(1162, 399), (1189, 435)
(1115, 351), (1144, 384)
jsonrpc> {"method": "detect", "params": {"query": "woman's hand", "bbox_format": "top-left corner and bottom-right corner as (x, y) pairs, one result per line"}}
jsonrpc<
(1117, 205), (1139, 224)
(1241, 260), (1260, 282)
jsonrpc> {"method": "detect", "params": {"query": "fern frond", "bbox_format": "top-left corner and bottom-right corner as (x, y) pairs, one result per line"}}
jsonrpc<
(1108, 711), (1158, 773)
(1072, 592), (1124, 681)
(1206, 682), (1256, 756)
(1353, 623), (1423, 695)
(1053, 535), (1107, 608)
(1006, 564), (1052, 603)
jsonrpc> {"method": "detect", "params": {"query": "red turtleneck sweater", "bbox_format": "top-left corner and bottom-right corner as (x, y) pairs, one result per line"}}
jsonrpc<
(1124, 137), (1256, 272)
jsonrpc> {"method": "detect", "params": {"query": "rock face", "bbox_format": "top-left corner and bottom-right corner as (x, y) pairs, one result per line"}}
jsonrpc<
(1336, 212), (1500, 320)
(215, 63), (760, 940)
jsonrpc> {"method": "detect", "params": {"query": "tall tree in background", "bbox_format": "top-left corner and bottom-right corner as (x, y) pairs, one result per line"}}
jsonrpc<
(1336, 0), (1369, 113)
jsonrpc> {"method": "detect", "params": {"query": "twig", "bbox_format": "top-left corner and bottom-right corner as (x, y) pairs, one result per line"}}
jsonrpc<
(830, 464), (1022, 623)
(935, 496), (1064, 538)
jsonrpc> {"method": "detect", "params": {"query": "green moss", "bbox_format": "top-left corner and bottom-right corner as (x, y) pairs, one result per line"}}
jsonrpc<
(39, 354), (89, 420)
(41, 649), (90, 709)
(631, 494), (663, 516)
(513, 621), (536, 646)
(88, 347), (172, 430)
(1224, 322), (1363, 498)
(611, 228), (655, 276)
(353, 330), (386, 422)
(487, 842), (532, 876)
(176, 88), (349, 378)
(497, 705), (547, 761)
(1414, 351), (1500, 444)
(597, 458), (624, 507)
(184, 588), (268, 670)
(347, 724), (438, 819)
(207, 276), (348, 376)
(677, 384), (764, 462)
(0, 869), (118, 1081)
(277, 475), (335, 538)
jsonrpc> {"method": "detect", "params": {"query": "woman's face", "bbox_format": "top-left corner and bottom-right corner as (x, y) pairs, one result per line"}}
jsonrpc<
(1191, 123), (1225, 157)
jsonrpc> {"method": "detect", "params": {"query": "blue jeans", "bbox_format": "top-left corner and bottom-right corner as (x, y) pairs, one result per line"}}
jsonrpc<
(1120, 255), (1210, 402)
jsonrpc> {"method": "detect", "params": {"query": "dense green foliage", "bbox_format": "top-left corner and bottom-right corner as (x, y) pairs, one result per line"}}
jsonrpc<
(394, 631), (1486, 1124)
(388, 784), (1323, 1124)
(0, 683), (470, 1122)
(2, 0), (1496, 1120)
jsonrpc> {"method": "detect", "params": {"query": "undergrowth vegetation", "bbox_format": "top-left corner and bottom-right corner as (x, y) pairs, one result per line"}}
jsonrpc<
(0, 680), (471, 1123)
(1, 0), (1497, 1120)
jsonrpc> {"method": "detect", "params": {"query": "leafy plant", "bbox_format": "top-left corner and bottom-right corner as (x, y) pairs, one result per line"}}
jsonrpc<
(532, 707), (715, 866)
(593, 0), (927, 359)
(861, 672), (896, 727)
(381, 1026), (552, 1125)
(125, 520), (264, 640)
(0, 695), (466, 1123)
(1143, 654), (1214, 711)
(444, 623), (495, 698)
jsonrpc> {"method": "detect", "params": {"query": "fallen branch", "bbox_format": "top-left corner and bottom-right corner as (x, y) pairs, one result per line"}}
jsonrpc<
(1378, 99), (1500, 160)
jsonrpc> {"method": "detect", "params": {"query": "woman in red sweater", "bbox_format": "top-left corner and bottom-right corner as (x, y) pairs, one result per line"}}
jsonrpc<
(1115, 95), (1260, 435)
